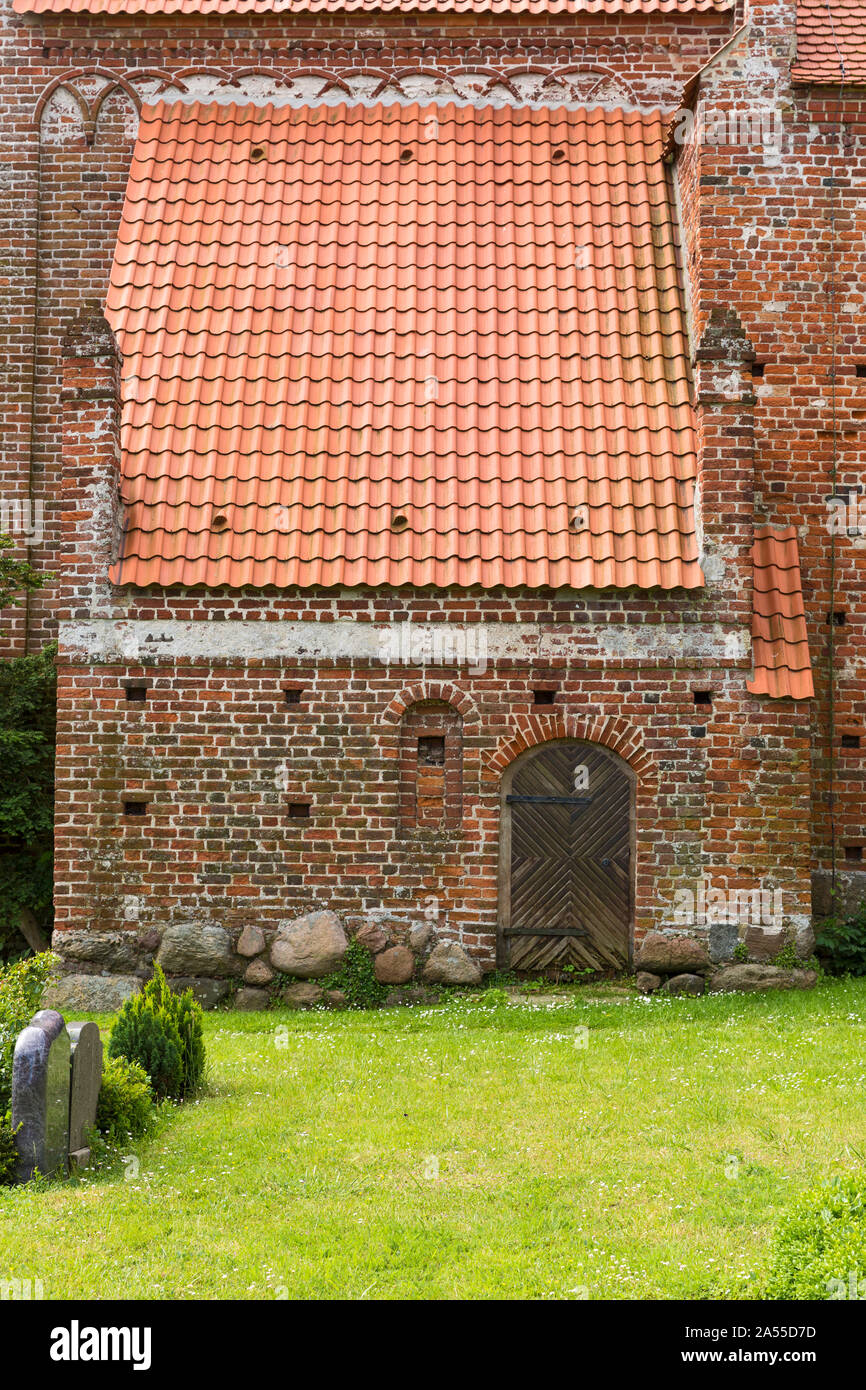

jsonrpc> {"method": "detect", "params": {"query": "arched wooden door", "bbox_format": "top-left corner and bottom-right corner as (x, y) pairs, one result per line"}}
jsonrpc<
(498, 741), (633, 974)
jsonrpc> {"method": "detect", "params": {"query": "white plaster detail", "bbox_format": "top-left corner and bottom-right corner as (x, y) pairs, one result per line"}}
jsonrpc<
(59, 618), (750, 666)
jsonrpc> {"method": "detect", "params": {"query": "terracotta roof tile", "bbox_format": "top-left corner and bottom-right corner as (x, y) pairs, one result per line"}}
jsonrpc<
(792, 0), (866, 83)
(106, 99), (702, 591)
(747, 527), (814, 700)
(15, 0), (734, 14)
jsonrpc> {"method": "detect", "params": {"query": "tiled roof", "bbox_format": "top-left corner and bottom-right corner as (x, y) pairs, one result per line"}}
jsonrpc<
(106, 99), (701, 592)
(792, 0), (866, 83)
(15, 0), (735, 15)
(747, 527), (814, 701)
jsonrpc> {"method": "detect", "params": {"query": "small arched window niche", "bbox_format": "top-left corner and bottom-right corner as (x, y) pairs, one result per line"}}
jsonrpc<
(399, 700), (463, 831)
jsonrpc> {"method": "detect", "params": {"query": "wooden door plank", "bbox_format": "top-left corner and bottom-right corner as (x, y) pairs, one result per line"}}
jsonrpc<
(503, 740), (632, 973)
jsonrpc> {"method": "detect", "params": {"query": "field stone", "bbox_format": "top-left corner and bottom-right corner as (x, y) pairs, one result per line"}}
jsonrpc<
(323, 989), (348, 1010)
(51, 929), (139, 973)
(709, 964), (818, 994)
(374, 946), (414, 986)
(408, 922), (436, 955)
(237, 924), (266, 958)
(67, 1021), (103, 1152)
(281, 982), (324, 1009)
(795, 922), (816, 959)
(12, 1010), (71, 1181)
(812, 868), (866, 921)
(45, 973), (142, 1013)
(166, 977), (231, 1010)
(355, 922), (390, 955)
(634, 931), (711, 976)
(244, 957), (275, 986)
(422, 942), (482, 986)
(636, 971), (662, 994)
(382, 989), (408, 1008)
(270, 911), (348, 978)
(661, 973), (705, 997)
(234, 987), (270, 1012)
(744, 927), (786, 962)
(708, 921), (739, 963)
(157, 923), (241, 978)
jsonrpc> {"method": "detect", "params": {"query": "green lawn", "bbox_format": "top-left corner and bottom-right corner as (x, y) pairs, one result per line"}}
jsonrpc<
(2, 977), (865, 1300)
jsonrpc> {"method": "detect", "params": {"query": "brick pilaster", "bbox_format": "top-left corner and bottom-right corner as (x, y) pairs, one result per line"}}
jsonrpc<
(58, 309), (122, 623)
(693, 306), (756, 628)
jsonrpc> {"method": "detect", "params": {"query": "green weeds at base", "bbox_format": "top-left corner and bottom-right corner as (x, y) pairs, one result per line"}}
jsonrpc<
(319, 939), (390, 1010)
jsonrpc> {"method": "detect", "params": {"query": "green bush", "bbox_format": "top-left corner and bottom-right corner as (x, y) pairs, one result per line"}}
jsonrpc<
(108, 965), (205, 1100)
(766, 1175), (866, 1299)
(108, 998), (183, 1101)
(0, 644), (56, 958)
(816, 905), (866, 976)
(173, 990), (206, 1094)
(140, 964), (205, 1095)
(95, 1056), (155, 1141)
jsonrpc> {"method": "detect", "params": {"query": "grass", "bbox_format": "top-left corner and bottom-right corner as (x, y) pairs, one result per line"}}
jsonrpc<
(2, 976), (866, 1300)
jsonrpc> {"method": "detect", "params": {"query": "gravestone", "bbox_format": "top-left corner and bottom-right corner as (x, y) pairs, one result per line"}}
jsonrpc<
(11, 1010), (71, 1181)
(67, 1021), (103, 1154)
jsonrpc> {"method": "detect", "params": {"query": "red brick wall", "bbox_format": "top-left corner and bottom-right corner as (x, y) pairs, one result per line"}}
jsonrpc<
(670, 0), (866, 883)
(53, 643), (813, 968)
(2, 0), (857, 961)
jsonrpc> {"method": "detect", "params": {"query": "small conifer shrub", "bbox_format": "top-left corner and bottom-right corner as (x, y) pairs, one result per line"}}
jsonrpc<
(108, 964), (205, 1101)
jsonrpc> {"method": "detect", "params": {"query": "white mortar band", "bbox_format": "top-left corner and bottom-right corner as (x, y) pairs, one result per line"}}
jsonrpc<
(59, 619), (751, 666)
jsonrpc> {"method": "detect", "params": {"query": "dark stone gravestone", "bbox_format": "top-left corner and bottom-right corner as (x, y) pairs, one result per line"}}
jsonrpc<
(67, 1021), (103, 1158)
(11, 1010), (70, 1181)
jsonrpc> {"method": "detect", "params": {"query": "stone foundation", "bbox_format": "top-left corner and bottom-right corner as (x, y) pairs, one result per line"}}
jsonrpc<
(634, 927), (819, 997)
(812, 870), (866, 924)
(49, 907), (482, 1011)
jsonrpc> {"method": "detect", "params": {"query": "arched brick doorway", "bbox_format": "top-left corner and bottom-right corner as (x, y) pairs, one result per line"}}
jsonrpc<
(498, 740), (634, 975)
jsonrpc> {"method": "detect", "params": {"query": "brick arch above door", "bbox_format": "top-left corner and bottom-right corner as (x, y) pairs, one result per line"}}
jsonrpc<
(483, 713), (654, 783)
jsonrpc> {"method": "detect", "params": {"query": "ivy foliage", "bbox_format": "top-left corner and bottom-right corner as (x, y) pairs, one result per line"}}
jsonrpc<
(0, 1118), (18, 1186)
(320, 939), (390, 1010)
